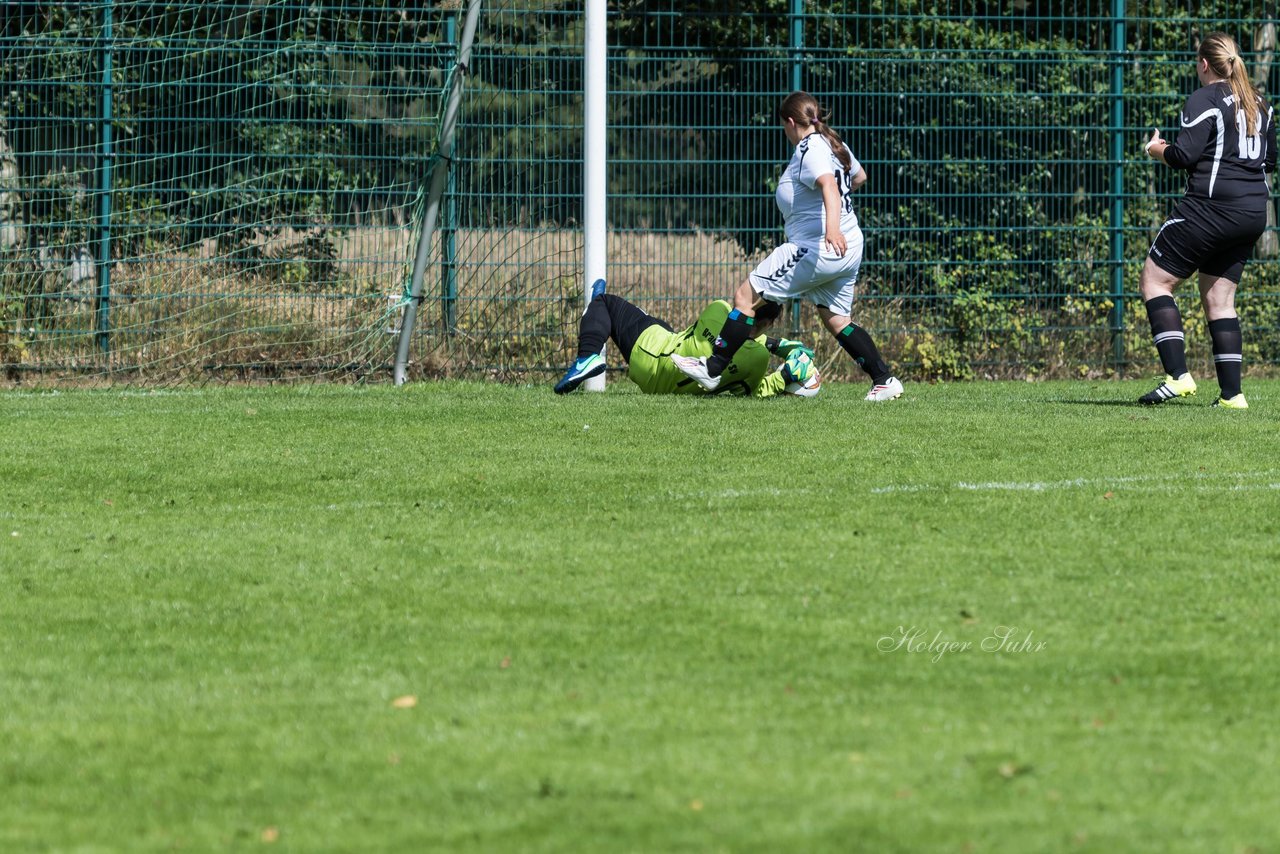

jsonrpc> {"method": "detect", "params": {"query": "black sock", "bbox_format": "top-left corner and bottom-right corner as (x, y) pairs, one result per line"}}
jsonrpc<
(1144, 295), (1188, 377)
(706, 310), (753, 376)
(576, 295), (611, 359)
(837, 323), (891, 382)
(1208, 316), (1243, 398)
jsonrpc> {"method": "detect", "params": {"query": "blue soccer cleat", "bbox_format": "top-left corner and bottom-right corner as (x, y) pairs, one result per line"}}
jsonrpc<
(554, 353), (606, 394)
(589, 278), (607, 300)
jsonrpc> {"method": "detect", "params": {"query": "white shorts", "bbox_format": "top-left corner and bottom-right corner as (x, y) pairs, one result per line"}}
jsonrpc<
(748, 227), (864, 316)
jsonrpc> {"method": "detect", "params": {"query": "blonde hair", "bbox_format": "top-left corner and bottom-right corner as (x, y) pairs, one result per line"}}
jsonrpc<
(1200, 32), (1260, 136)
(777, 91), (853, 173)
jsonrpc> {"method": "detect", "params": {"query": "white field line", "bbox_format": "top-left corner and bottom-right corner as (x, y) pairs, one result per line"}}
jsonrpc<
(871, 470), (1280, 495)
(660, 487), (793, 502)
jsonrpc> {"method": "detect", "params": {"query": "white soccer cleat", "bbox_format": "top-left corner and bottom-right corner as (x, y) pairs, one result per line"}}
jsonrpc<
(669, 354), (722, 391)
(865, 376), (904, 402)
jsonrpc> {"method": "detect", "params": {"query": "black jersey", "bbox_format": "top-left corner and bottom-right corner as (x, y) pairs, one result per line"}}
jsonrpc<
(1164, 81), (1276, 206)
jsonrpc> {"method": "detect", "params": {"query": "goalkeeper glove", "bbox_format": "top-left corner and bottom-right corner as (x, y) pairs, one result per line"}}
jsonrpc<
(768, 337), (813, 359)
(781, 349), (816, 385)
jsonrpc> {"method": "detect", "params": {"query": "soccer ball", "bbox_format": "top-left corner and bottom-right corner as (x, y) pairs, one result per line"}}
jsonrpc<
(785, 369), (821, 398)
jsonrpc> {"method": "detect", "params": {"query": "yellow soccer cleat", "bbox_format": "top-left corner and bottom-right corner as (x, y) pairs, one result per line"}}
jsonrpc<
(1211, 393), (1249, 409)
(1138, 372), (1196, 405)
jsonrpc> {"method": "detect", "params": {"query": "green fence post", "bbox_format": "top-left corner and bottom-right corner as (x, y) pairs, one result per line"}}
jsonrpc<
(96, 0), (114, 356)
(1109, 0), (1126, 373)
(788, 0), (804, 339)
(441, 13), (458, 333)
(789, 0), (803, 101)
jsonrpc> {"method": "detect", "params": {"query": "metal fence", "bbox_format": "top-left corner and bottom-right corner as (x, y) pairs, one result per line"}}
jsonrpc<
(3, 1), (1279, 384)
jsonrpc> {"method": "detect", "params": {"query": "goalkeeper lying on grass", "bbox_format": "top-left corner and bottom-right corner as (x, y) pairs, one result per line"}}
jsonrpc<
(555, 281), (819, 397)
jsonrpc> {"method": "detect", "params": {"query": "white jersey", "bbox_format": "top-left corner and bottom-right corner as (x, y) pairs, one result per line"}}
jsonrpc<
(775, 132), (862, 249)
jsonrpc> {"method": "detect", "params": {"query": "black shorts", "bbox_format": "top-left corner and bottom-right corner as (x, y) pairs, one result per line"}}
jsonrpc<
(1148, 198), (1267, 283)
(599, 294), (672, 362)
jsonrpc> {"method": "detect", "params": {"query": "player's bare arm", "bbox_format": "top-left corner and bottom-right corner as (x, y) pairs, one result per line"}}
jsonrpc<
(1145, 128), (1168, 163)
(816, 173), (846, 255)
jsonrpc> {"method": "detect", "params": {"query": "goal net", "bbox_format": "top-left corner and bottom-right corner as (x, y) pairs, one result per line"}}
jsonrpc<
(0, 1), (490, 384)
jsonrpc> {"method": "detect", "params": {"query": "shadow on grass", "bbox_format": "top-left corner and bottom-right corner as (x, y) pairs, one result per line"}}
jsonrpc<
(1046, 398), (1151, 407)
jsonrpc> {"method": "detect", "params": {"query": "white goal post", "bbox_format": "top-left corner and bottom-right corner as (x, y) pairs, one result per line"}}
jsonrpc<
(581, 0), (608, 391)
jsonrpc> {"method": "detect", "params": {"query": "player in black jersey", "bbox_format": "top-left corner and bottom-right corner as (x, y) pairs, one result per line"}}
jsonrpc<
(1140, 32), (1275, 409)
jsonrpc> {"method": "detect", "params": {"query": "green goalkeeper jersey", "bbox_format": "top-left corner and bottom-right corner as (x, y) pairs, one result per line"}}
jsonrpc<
(626, 300), (789, 397)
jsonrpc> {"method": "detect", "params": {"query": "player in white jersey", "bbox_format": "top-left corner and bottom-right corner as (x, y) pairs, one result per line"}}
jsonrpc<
(1139, 32), (1275, 409)
(671, 91), (903, 402)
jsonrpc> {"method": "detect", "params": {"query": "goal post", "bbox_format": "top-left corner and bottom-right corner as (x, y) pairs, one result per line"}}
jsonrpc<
(581, 0), (608, 391)
(394, 0), (484, 387)
(394, 0), (607, 389)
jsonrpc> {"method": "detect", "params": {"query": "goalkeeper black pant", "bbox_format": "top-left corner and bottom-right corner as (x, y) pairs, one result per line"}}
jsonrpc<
(578, 294), (672, 362)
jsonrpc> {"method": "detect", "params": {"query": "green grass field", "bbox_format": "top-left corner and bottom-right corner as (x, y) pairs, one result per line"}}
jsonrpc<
(3, 379), (1278, 852)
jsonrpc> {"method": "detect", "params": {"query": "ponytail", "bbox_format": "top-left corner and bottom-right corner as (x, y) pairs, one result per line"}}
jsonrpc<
(813, 117), (854, 173)
(777, 91), (854, 172)
(1200, 32), (1260, 136)
(1228, 58), (1261, 137)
